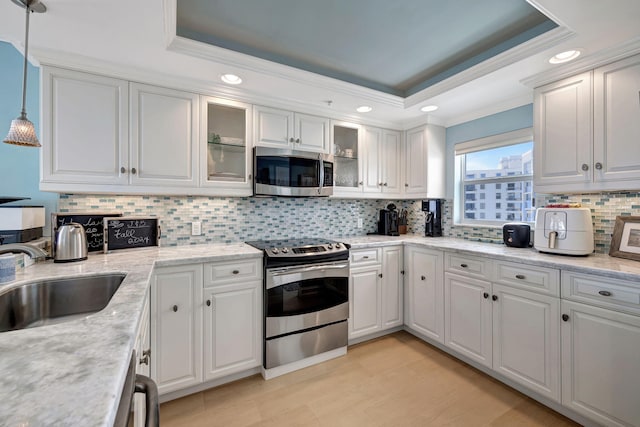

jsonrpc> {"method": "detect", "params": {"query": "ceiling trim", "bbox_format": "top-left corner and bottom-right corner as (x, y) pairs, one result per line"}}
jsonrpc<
(403, 25), (574, 108)
(521, 36), (640, 88)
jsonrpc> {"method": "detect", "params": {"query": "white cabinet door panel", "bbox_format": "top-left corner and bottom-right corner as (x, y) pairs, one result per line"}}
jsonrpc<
(493, 284), (560, 402)
(151, 264), (203, 394)
(382, 246), (403, 329)
(404, 127), (428, 195)
(444, 272), (492, 368)
(363, 127), (382, 193)
(561, 301), (640, 427)
(405, 247), (444, 343)
(382, 130), (402, 194)
(295, 113), (329, 153)
(41, 67), (128, 185)
(130, 83), (198, 186)
(594, 54), (640, 183)
(254, 106), (293, 148)
(349, 266), (381, 339)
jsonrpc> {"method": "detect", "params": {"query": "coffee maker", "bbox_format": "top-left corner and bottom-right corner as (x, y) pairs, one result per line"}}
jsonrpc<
(422, 199), (442, 237)
(378, 203), (399, 236)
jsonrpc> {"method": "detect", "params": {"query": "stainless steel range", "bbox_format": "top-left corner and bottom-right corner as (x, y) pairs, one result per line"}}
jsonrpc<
(245, 238), (349, 375)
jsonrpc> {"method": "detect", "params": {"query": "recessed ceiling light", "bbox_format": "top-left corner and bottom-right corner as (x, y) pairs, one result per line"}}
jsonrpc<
(356, 106), (372, 113)
(549, 50), (581, 64)
(420, 105), (438, 113)
(221, 74), (242, 84)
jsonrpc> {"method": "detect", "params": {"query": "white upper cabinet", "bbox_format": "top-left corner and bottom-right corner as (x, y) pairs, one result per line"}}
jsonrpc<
(254, 106), (329, 153)
(331, 121), (363, 195)
(41, 66), (129, 186)
(130, 83), (199, 187)
(593, 54), (640, 185)
(404, 124), (445, 198)
(200, 96), (253, 196)
(362, 126), (402, 195)
(534, 72), (593, 190)
(535, 53), (640, 193)
(362, 126), (382, 193)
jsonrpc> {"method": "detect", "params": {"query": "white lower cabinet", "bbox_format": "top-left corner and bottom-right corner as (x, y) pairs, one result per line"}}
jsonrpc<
(349, 246), (403, 340)
(151, 264), (203, 395)
(492, 284), (560, 402)
(151, 259), (262, 396)
(203, 282), (262, 380)
(561, 300), (640, 426)
(404, 246), (444, 343)
(444, 272), (493, 368)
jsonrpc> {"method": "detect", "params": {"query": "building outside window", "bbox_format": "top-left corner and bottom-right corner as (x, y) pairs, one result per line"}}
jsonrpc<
(454, 128), (534, 225)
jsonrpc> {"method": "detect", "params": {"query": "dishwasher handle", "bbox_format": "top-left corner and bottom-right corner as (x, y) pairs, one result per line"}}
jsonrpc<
(135, 374), (159, 427)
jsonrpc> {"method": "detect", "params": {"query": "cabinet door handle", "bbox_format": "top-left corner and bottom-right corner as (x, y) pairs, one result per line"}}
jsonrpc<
(483, 292), (489, 299)
(421, 275), (426, 280)
(379, 182), (383, 186)
(120, 166), (127, 174)
(289, 137), (295, 143)
(460, 263), (468, 268)
(206, 299), (211, 307)
(248, 174), (252, 180)
(400, 270), (405, 275)
(492, 295), (498, 301)
(515, 274), (526, 280)
(595, 162), (603, 170)
(598, 290), (612, 297)
(378, 273), (383, 278)
(383, 182), (388, 186)
(295, 138), (300, 143)
(562, 314), (569, 322)
(172, 305), (178, 312)
(405, 183), (409, 187)
(581, 163), (589, 171)
(131, 167), (137, 175)
(358, 181), (363, 186)
(139, 349), (151, 366)
(232, 270), (239, 274)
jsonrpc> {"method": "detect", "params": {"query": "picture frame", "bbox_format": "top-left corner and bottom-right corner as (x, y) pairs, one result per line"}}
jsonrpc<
(609, 216), (640, 261)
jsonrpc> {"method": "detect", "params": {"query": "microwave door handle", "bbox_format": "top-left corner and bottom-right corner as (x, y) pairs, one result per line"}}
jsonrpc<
(319, 159), (324, 189)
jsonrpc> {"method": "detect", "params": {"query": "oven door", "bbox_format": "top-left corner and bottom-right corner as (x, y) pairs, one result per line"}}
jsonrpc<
(265, 261), (349, 338)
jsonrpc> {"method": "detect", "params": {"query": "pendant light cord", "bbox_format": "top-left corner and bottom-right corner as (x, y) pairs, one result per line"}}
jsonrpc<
(20, 0), (31, 120)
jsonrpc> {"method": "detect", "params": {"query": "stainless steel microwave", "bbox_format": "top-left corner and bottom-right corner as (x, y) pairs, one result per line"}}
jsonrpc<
(254, 147), (334, 197)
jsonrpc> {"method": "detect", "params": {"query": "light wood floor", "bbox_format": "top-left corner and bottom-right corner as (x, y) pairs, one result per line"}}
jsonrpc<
(160, 331), (578, 426)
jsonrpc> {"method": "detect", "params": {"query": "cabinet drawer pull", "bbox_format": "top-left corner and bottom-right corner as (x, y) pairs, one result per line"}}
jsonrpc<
(492, 295), (498, 301)
(362, 256), (369, 259)
(515, 274), (526, 280)
(232, 270), (240, 275)
(598, 290), (612, 297)
(421, 275), (426, 281)
(460, 263), (468, 268)
(483, 292), (489, 299)
(172, 305), (178, 312)
(206, 300), (211, 307)
(562, 314), (569, 322)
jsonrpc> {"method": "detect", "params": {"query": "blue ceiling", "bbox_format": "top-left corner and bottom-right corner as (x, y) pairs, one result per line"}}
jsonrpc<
(176, 0), (556, 97)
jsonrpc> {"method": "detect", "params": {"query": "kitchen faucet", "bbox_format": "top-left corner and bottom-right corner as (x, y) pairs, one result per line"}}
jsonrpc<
(0, 243), (48, 262)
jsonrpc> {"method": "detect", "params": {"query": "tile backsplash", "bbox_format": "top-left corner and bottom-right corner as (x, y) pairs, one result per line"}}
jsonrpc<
(58, 195), (426, 246)
(443, 191), (640, 253)
(59, 191), (640, 253)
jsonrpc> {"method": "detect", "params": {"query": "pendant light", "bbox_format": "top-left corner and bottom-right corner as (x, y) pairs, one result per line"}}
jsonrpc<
(3, 0), (47, 147)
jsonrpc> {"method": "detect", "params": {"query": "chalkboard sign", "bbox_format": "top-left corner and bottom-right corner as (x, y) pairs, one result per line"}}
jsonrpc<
(103, 217), (160, 252)
(52, 212), (123, 252)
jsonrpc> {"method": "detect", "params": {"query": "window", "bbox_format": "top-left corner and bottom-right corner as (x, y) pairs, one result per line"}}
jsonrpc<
(454, 128), (534, 225)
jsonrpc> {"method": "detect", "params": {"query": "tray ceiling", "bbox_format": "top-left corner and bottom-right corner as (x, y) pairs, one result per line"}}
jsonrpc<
(176, 0), (556, 97)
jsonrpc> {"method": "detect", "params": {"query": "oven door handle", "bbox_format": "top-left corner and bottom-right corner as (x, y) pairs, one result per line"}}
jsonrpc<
(268, 263), (349, 276)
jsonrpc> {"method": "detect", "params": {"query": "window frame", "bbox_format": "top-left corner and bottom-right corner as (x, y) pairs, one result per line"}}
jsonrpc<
(454, 128), (534, 227)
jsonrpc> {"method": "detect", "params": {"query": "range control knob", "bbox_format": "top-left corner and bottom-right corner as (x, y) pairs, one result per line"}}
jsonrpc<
(327, 244), (333, 249)
(335, 243), (341, 248)
(282, 247), (289, 253)
(271, 248), (279, 254)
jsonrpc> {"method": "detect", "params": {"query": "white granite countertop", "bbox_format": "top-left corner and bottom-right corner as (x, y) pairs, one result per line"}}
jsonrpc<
(342, 234), (640, 282)
(0, 243), (261, 427)
(2, 236), (639, 426)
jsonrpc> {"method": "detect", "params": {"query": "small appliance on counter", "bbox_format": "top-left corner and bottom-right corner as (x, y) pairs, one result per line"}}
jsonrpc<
(422, 199), (443, 237)
(503, 223), (531, 248)
(378, 203), (399, 236)
(534, 207), (594, 255)
(54, 222), (88, 262)
(0, 203), (45, 244)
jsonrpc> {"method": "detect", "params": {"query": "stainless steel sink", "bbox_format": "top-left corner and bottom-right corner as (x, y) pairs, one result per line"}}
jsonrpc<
(0, 273), (126, 332)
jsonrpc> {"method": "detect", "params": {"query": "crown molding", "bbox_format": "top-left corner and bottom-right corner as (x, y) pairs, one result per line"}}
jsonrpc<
(521, 36), (640, 88)
(403, 25), (574, 108)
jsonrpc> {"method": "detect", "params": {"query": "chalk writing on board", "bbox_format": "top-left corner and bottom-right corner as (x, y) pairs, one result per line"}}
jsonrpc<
(104, 217), (159, 251)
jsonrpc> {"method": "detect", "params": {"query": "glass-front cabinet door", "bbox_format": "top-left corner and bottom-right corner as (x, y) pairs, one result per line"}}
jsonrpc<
(200, 96), (253, 195)
(331, 120), (362, 195)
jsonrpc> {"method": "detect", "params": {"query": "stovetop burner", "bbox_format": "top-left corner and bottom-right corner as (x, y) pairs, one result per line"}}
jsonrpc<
(245, 237), (349, 261)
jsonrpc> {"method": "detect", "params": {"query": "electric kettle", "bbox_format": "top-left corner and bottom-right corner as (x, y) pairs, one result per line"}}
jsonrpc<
(54, 223), (88, 262)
